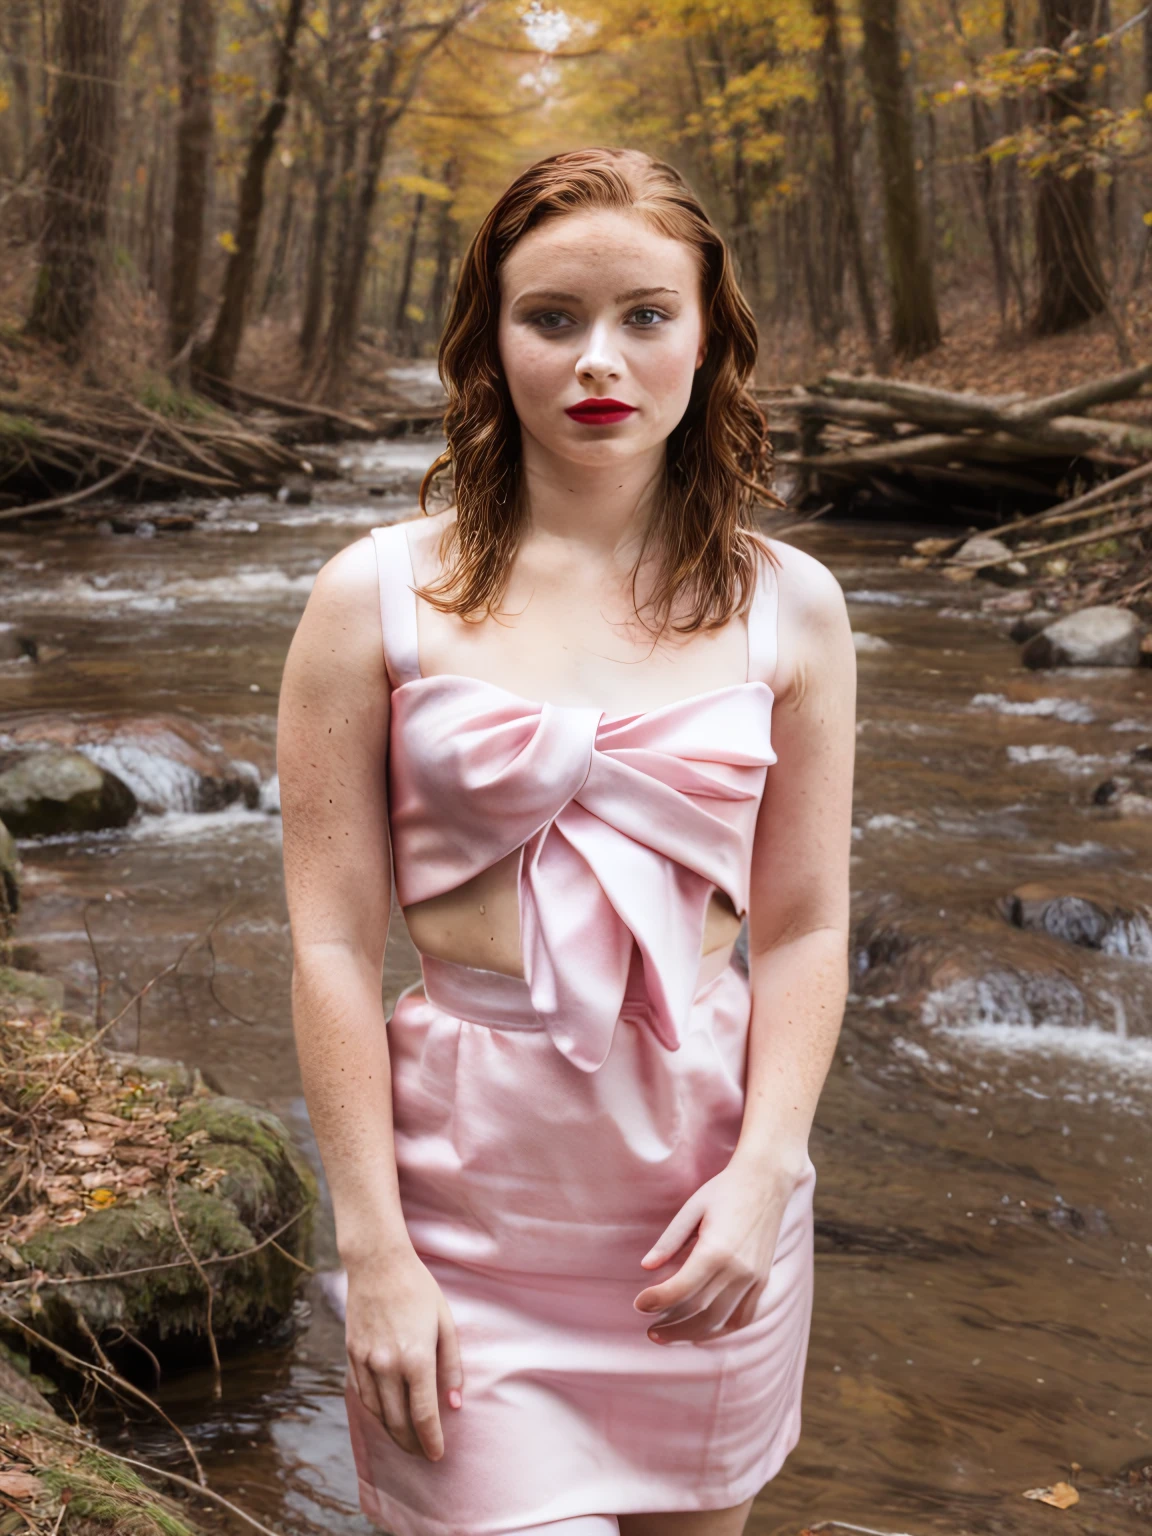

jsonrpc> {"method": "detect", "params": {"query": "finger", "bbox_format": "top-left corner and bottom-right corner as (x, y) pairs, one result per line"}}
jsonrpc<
(350, 1356), (386, 1424)
(634, 1241), (721, 1316)
(437, 1297), (464, 1411)
(640, 1193), (705, 1269)
(406, 1353), (445, 1461)
(649, 1279), (747, 1343)
(645, 1267), (731, 1330)
(377, 1369), (420, 1455)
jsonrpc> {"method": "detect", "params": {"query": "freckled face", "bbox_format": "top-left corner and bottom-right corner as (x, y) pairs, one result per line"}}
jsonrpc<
(496, 209), (707, 468)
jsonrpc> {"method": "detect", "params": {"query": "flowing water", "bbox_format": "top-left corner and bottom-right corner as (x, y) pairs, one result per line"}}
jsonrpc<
(1, 396), (1151, 1535)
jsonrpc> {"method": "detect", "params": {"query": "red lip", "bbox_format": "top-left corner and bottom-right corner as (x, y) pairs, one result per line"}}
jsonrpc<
(565, 398), (637, 425)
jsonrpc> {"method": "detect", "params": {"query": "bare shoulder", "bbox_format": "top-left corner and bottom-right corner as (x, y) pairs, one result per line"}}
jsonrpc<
(759, 536), (854, 704)
(279, 533), (384, 710)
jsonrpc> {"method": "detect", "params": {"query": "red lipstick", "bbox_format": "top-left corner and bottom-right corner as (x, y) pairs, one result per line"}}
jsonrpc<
(564, 397), (637, 425)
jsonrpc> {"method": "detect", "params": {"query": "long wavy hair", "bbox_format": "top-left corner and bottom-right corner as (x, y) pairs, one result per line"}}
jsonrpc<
(416, 145), (784, 633)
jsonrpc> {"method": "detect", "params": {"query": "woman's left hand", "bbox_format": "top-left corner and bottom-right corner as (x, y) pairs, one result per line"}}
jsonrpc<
(632, 1154), (803, 1343)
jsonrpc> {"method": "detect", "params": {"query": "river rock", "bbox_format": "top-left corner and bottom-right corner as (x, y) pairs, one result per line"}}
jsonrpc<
(1000, 882), (1152, 958)
(1093, 777), (1152, 818)
(0, 623), (30, 661)
(0, 750), (136, 835)
(0, 817), (21, 932)
(1009, 609), (1058, 643)
(277, 474), (314, 505)
(981, 589), (1035, 615)
(1, 713), (264, 815)
(953, 535), (1028, 584)
(1022, 605), (1146, 669)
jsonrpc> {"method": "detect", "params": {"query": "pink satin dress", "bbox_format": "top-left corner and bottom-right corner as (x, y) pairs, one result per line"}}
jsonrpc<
(341, 521), (815, 1535)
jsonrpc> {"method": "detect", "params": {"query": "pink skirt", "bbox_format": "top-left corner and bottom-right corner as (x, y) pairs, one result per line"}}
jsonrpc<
(345, 955), (815, 1535)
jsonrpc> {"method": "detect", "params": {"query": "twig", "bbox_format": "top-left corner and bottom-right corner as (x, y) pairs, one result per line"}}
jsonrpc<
(196, 371), (378, 434)
(74, 1446), (287, 1536)
(166, 1172), (222, 1398)
(1, 1312), (207, 1486)
(269, 1236), (314, 1273)
(805, 1523), (916, 1536)
(0, 428), (154, 522)
(946, 508), (1152, 568)
(18, 900), (236, 1116)
(0, 1490), (38, 1533)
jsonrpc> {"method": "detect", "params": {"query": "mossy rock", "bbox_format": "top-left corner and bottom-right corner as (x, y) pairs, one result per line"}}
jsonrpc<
(4, 1095), (317, 1363)
(0, 750), (137, 836)
(0, 1356), (210, 1535)
(0, 964), (65, 1013)
(0, 815), (20, 934)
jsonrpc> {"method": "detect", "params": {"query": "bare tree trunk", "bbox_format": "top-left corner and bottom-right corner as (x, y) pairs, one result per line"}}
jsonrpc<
(1032, 0), (1106, 334)
(317, 0), (463, 400)
(169, 0), (216, 373)
(2, 0), (35, 177)
(26, 0), (126, 353)
(811, 0), (885, 367)
(298, 118), (339, 361)
(392, 188), (425, 357)
(195, 0), (306, 390)
(858, 0), (941, 358)
(427, 159), (458, 340)
(261, 152), (298, 313)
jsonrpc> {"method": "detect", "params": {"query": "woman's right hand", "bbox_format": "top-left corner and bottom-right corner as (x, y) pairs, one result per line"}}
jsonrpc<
(344, 1244), (464, 1461)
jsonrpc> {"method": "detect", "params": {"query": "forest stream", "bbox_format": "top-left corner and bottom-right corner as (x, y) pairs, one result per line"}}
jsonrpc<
(1, 390), (1151, 1536)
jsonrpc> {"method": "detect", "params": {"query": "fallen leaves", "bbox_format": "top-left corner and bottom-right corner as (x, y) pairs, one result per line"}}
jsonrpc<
(0, 1470), (42, 1499)
(1023, 1481), (1080, 1509)
(0, 1004), (228, 1258)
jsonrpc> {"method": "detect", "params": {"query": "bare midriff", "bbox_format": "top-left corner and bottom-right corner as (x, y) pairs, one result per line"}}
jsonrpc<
(402, 847), (742, 978)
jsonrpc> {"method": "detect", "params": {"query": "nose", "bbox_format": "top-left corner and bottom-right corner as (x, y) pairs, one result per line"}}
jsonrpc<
(574, 317), (622, 386)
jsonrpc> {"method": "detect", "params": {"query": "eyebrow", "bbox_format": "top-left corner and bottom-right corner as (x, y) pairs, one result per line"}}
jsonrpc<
(513, 286), (680, 304)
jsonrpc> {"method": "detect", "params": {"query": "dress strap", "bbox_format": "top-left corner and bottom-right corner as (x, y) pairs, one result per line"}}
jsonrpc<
(369, 523), (422, 688)
(747, 538), (780, 689)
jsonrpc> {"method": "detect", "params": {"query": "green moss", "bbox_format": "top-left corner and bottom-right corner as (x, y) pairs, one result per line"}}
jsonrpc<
(136, 377), (217, 423)
(0, 413), (40, 442)
(7, 1096), (316, 1356)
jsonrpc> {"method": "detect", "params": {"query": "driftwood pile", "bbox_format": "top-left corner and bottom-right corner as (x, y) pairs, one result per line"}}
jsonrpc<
(0, 381), (442, 520)
(760, 360), (1152, 517)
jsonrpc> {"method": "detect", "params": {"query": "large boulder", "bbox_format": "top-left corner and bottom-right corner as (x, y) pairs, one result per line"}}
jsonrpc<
(1, 713), (266, 815)
(1022, 605), (1145, 669)
(0, 750), (136, 835)
(0, 968), (317, 1371)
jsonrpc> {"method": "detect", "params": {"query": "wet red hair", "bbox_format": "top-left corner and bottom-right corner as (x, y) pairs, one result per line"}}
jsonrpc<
(417, 145), (783, 632)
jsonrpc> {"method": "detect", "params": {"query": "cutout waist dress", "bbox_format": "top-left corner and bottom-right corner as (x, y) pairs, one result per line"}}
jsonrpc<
(342, 521), (815, 1536)
(370, 519), (780, 1071)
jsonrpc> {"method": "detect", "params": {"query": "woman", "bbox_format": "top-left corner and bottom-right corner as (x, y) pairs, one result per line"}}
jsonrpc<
(278, 146), (856, 1536)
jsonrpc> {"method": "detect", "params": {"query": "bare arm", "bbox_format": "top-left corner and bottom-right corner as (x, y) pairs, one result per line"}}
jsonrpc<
(738, 541), (856, 1173)
(278, 533), (461, 1458)
(634, 543), (856, 1340)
